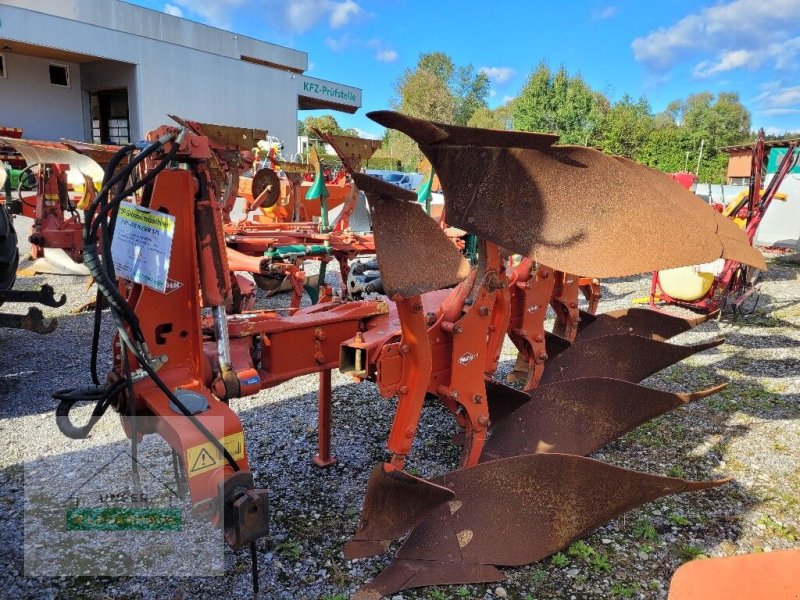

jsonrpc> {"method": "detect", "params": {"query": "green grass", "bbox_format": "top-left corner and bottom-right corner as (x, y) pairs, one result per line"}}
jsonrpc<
(590, 552), (612, 572)
(632, 516), (658, 541)
(758, 515), (799, 541)
(275, 540), (303, 560)
(675, 544), (707, 561)
(669, 513), (691, 526)
(667, 465), (687, 478)
(567, 540), (595, 560)
(610, 582), (639, 598)
(550, 552), (569, 568)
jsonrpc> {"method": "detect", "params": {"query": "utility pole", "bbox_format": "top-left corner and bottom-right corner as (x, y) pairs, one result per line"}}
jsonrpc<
(695, 139), (705, 176)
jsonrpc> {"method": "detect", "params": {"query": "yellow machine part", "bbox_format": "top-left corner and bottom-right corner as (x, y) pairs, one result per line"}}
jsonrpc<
(658, 266), (715, 302)
(721, 189), (788, 229)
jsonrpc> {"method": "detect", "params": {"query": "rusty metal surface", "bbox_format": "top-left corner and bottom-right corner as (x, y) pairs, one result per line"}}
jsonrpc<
(355, 453), (727, 598)
(577, 308), (719, 342)
(713, 209), (768, 270)
(250, 168), (281, 209)
(344, 463), (454, 559)
(353, 560), (503, 600)
(351, 172), (416, 201)
(168, 115), (266, 148)
(540, 334), (725, 385)
(480, 378), (728, 461)
(315, 131), (381, 171)
(361, 176), (470, 297)
(368, 111), (763, 277)
(485, 379), (534, 426)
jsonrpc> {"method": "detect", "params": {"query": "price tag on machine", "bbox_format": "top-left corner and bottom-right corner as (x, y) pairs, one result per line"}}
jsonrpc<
(110, 201), (176, 293)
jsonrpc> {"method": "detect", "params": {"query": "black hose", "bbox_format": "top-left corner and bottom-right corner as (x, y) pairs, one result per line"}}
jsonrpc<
(80, 135), (241, 473)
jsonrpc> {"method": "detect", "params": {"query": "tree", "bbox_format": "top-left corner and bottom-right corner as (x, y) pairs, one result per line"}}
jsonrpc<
(467, 100), (516, 130)
(665, 92), (751, 182)
(386, 51), (491, 168)
(513, 64), (598, 144)
(453, 65), (491, 126)
(303, 114), (341, 136)
(596, 94), (653, 159)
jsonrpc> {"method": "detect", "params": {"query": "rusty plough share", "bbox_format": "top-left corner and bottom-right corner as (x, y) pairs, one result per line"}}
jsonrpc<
(54, 112), (764, 598)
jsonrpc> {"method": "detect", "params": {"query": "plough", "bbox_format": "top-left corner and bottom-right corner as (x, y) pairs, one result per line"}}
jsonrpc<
(648, 130), (798, 315)
(224, 130), (382, 307)
(0, 136), (121, 276)
(0, 161), (66, 332)
(54, 113), (764, 598)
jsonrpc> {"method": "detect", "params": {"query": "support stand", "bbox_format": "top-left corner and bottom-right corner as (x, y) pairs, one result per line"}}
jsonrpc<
(313, 369), (336, 467)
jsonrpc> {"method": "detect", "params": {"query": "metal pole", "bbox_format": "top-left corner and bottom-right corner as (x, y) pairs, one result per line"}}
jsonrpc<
(695, 139), (705, 176)
(313, 369), (336, 467)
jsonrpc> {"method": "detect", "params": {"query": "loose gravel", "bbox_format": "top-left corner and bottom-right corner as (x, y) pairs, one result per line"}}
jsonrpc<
(1, 219), (798, 600)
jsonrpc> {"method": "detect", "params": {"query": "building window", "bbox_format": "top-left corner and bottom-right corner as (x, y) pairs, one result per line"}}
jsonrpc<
(0, 54), (6, 79)
(49, 63), (70, 87)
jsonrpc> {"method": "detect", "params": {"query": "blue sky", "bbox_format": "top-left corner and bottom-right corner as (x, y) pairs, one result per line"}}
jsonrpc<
(129, 0), (800, 139)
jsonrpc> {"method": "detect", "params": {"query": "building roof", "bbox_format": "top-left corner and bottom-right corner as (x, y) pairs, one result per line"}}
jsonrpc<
(721, 139), (800, 153)
(2, 0), (308, 72)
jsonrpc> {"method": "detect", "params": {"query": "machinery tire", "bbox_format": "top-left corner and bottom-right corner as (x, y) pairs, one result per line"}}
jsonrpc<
(0, 203), (20, 296)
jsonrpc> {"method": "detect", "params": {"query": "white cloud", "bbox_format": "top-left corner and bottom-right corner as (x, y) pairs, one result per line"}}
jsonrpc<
(171, 0), (247, 29)
(760, 108), (800, 115)
(163, 3), (183, 17)
(754, 82), (800, 117)
(756, 82), (800, 108)
(632, 0), (800, 73)
(352, 127), (381, 140)
(376, 49), (398, 62)
(325, 35), (353, 52)
(693, 49), (753, 78)
(759, 86), (800, 109)
(591, 6), (618, 20)
(329, 0), (361, 28)
(488, 89), (497, 98)
(480, 66), (516, 85)
(763, 125), (796, 135)
(502, 95), (516, 104)
(282, 0), (363, 33)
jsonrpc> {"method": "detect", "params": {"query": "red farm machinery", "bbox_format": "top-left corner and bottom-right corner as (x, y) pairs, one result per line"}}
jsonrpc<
(52, 113), (766, 598)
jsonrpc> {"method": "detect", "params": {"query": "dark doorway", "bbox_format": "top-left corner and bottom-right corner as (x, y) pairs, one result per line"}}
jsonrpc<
(89, 89), (129, 144)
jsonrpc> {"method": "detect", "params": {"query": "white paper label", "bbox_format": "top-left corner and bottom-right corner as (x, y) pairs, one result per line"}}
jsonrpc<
(110, 202), (176, 293)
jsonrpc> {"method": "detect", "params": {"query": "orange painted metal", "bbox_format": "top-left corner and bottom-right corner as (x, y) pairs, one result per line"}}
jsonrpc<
(550, 271), (582, 342)
(667, 551), (800, 600)
(313, 369), (336, 467)
(506, 259), (555, 389)
(578, 276), (602, 313)
(27, 163), (82, 261)
(118, 169), (249, 521)
(386, 296), (433, 468)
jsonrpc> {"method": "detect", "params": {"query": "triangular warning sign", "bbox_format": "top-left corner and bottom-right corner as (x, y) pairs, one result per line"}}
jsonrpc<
(190, 448), (216, 473)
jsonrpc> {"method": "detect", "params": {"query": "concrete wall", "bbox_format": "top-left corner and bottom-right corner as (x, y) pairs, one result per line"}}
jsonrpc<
(0, 2), (328, 154)
(0, 52), (84, 140)
(1, 0), (307, 71)
(693, 180), (800, 248)
(757, 174), (800, 248)
(691, 183), (748, 205)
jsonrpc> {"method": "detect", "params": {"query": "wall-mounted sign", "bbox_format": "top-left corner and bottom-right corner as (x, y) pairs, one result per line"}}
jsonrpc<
(299, 75), (361, 113)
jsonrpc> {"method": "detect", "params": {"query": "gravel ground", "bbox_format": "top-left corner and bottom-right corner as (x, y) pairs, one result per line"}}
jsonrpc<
(1, 216), (798, 600)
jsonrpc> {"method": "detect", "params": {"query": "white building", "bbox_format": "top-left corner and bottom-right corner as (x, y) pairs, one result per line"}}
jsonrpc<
(0, 0), (361, 155)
